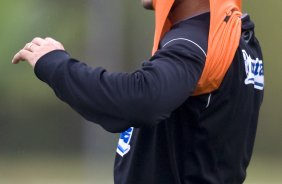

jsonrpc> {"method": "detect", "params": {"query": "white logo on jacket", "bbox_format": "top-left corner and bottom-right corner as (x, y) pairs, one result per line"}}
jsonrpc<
(242, 50), (264, 90)
(117, 127), (134, 157)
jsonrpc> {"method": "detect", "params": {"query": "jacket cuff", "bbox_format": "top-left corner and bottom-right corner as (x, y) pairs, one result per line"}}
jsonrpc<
(34, 50), (70, 83)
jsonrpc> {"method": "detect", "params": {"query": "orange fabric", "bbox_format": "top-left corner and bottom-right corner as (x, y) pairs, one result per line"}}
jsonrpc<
(193, 0), (242, 95)
(152, 0), (174, 55)
(151, 0), (242, 96)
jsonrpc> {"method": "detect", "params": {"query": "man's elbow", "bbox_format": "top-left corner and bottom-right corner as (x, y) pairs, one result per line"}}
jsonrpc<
(129, 107), (171, 127)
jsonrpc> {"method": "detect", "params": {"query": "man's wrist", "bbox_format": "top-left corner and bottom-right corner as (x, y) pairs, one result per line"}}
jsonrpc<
(34, 50), (70, 83)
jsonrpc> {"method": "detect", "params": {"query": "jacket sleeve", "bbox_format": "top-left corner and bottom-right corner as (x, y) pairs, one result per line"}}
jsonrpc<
(34, 42), (205, 133)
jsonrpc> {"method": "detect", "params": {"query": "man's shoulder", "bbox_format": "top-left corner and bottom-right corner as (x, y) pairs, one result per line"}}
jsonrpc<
(159, 12), (210, 57)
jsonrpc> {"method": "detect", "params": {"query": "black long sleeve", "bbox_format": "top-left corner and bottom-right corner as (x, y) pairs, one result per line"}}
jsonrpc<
(34, 42), (205, 133)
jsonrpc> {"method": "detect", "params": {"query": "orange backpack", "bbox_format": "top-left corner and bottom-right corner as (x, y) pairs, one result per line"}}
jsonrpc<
(152, 0), (242, 95)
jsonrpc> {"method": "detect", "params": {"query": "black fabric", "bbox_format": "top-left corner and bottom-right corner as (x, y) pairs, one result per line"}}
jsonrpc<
(34, 13), (264, 184)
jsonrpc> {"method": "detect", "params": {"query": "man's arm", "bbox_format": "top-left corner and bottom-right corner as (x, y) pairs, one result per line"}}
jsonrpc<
(13, 37), (205, 133)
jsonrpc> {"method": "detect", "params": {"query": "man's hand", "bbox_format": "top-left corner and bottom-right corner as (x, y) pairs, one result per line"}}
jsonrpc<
(12, 37), (65, 68)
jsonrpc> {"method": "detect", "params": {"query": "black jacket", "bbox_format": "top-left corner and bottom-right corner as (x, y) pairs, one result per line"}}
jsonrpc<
(35, 13), (264, 183)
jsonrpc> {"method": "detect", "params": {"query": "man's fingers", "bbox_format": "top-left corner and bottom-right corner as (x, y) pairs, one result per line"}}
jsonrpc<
(24, 42), (33, 50)
(24, 42), (40, 52)
(45, 37), (58, 43)
(12, 53), (20, 64)
(45, 37), (64, 49)
(31, 37), (46, 46)
(24, 42), (35, 52)
(12, 49), (31, 64)
(12, 37), (65, 67)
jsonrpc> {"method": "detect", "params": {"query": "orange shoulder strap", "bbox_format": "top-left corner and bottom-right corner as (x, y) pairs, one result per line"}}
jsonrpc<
(193, 0), (242, 95)
(152, 0), (242, 96)
(152, 0), (174, 55)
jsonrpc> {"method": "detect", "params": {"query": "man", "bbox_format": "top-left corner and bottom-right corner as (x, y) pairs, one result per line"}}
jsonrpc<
(13, 0), (264, 183)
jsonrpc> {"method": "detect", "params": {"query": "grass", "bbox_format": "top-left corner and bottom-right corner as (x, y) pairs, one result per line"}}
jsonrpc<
(245, 154), (282, 184)
(0, 154), (281, 184)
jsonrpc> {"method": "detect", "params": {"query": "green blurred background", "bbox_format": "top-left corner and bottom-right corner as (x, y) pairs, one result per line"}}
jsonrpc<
(0, 0), (281, 183)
